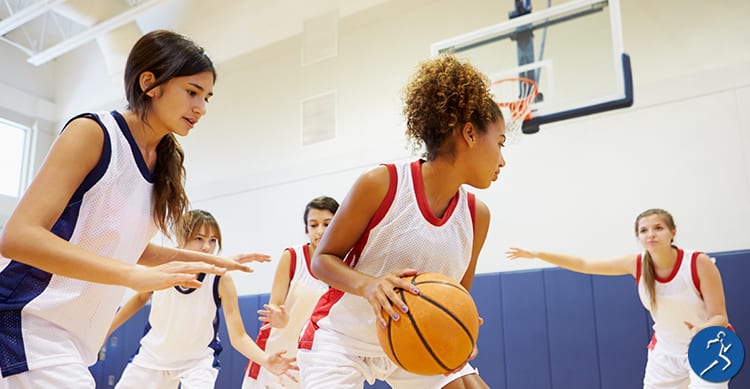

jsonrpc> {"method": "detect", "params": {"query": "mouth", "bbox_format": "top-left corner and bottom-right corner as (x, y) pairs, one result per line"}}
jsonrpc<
(183, 117), (197, 128)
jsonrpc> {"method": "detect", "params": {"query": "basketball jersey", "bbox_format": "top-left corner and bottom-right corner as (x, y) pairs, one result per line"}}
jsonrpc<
(636, 247), (710, 355)
(0, 111), (157, 377)
(299, 160), (476, 356)
(130, 274), (223, 370)
(245, 244), (328, 387)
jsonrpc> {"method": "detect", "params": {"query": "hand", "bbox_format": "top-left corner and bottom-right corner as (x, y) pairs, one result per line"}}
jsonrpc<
(126, 261), (225, 292)
(506, 247), (536, 260)
(264, 350), (299, 381)
(258, 304), (289, 330)
(232, 253), (272, 263)
(684, 321), (701, 339)
(363, 268), (419, 329)
(214, 253), (271, 273)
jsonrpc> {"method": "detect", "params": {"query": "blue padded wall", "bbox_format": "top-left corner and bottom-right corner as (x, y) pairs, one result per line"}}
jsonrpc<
(91, 250), (749, 388)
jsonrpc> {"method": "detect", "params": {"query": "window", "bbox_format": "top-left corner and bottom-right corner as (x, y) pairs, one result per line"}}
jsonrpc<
(0, 119), (28, 197)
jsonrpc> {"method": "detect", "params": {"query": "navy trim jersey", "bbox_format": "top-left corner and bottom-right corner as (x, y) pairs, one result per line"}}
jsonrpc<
(0, 111), (157, 377)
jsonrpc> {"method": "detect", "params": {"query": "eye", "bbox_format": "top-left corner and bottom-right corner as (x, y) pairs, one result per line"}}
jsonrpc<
(210, 238), (218, 244)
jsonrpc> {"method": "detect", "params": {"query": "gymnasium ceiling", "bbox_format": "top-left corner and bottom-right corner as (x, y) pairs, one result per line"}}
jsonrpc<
(0, 0), (391, 67)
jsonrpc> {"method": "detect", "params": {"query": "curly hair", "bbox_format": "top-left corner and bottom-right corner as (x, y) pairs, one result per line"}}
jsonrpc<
(403, 54), (502, 160)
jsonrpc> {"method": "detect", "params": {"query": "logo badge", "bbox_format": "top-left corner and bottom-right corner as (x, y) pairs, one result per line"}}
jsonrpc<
(688, 326), (744, 383)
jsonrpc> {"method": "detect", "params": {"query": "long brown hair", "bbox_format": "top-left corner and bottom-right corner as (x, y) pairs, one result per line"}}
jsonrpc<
(635, 208), (676, 311)
(123, 30), (216, 238)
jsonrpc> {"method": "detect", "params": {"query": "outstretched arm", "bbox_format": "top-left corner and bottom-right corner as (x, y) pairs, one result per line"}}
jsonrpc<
(258, 249), (293, 330)
(219, 274), (298, 380)
(138, 243), (269, 272)
(0, 118), (221, 292)
(506, 248), (636, 277)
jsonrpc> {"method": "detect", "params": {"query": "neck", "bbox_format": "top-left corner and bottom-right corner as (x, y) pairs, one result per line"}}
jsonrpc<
(649, 245), (677, 268)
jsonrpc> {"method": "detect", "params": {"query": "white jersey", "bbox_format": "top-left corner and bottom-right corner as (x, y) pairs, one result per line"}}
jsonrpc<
(0, 111), (157, 376)
(130, 273), (223, 370)
(637, 247), (710, 355)
(245, 244), (328, 388)
(299, 160), (476, 356)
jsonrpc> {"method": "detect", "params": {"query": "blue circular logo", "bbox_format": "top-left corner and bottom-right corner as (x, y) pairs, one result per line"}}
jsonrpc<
(688, 326), (744, 383)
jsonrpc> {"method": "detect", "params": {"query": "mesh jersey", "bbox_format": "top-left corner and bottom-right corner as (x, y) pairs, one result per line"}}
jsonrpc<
(130, 273), (223, 370)
(299, 160), (477, 356)
(637, 247), (709, 354)
(0, 111), (157, 377)
(245, 244), (328, 387)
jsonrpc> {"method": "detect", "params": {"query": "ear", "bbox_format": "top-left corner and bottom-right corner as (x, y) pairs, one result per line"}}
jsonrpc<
(139, 71), (159, 97)
(461, 122), (477, 146)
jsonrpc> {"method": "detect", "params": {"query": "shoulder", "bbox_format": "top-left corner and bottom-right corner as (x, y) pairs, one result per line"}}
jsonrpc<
(472, 196), (490, 227)
(694, 252), (719, 273)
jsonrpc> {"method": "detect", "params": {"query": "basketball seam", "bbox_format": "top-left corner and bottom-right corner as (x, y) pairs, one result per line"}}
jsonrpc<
(417, 292), (476, 352)
(403, 297), (453, 372)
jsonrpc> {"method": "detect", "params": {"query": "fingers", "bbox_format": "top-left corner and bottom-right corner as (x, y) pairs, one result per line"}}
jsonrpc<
(235, 253), (272, 263)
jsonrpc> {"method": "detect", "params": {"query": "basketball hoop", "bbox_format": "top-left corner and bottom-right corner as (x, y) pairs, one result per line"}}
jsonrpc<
(491, 77), (538, 138)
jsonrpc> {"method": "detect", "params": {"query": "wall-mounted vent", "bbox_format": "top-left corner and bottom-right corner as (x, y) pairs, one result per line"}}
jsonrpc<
(301, 91), (336, 146)
(302, 10), (338, 66)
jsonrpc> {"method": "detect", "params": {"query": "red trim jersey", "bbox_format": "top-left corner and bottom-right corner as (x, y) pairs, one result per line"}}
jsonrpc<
(299, 160), (477, 356)
(245, 244), (328, 388)
(636, 247), (710, 354)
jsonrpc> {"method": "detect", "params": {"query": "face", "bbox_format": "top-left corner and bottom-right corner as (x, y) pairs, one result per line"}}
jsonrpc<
(182, 225), (219, 254)
(306, 208), (335, 249)
(148, 71), (215, 136)
(466, 119), (507, 189)
(637, 214), (675, 251)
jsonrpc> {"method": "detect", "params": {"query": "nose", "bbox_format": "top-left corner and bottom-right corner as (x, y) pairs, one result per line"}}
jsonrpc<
(201, 240), (212, 253)
(194, 100), (207, 117)
(498, 152), (506, 168)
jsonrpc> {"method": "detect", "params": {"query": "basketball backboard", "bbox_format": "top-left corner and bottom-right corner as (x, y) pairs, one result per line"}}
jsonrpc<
(431, 0), (632, 134)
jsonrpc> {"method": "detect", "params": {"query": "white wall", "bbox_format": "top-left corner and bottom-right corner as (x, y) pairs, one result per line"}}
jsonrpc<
(184, 0), (750, 295)
(6, 0), (750, 296)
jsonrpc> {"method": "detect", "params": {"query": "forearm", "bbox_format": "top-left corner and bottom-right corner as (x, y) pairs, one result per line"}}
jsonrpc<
(312, 254), (370, 296)
(531, 251), (589, 273)
(702, 314), (729, 329)
(139, 243), (220, 267)
(0, 225), (135, 286)
(230, 333), (268, 365)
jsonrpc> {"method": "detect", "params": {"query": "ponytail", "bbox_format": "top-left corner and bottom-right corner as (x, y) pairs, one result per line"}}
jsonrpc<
(152, 133), (189, 238)
(642, 251), (658, 311)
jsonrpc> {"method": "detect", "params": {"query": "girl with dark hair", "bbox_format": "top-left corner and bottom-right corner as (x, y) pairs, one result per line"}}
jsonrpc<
(243, 196), (339, 389)
(297, 54), (503, 388)
(109, 210), (297, 389)
(0, 30), (260, 387)
(506, 208), (731, 388)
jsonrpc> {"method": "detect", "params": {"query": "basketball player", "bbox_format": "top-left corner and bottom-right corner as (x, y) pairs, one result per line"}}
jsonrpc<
(243, 196), (339, 388)
(507, 208), (731, 388)
(297, 54), (502, 388)
(109, 210), (297, 388)
(0, 30), (257, 387)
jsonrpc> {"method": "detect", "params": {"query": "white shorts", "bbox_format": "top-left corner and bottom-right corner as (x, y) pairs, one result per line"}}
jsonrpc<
(644, 347), (729, 389)
(0, 362), (95, 389)
(242, 364), (300, 389)
(297, 348), (478, 389)
(114, 354), (219, 389)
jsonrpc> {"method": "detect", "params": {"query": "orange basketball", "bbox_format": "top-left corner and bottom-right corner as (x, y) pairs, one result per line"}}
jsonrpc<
(376, 272), (480, 376)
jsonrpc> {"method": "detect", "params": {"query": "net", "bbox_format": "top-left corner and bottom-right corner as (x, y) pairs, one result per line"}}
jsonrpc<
(491, 77), (539, 140)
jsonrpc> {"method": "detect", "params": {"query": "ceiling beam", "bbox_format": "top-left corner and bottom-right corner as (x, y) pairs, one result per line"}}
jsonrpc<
(0, 0), (66, 36)
(26, 0), (169, 66)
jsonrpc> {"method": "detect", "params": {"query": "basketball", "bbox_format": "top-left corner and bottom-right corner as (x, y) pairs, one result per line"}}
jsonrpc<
(376, 272), (480, 376)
